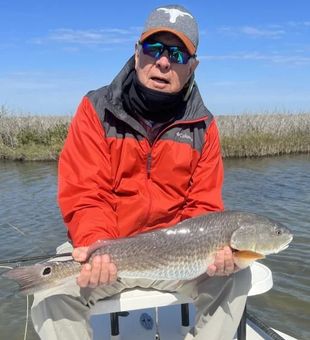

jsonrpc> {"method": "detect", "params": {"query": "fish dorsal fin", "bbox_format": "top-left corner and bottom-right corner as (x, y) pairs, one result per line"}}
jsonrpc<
(233, 251), (265, 269)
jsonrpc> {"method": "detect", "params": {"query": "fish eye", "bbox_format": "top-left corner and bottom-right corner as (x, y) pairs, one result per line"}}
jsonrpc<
(275, 229), (282, 236)
(42, 267), (52, 276)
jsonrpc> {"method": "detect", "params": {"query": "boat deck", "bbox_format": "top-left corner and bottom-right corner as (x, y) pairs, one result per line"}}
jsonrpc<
(90, 263), (296, 340)
(91, 303), (296, 340)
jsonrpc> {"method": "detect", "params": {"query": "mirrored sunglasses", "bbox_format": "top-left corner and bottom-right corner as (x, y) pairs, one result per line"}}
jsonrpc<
(140, 40), (195, 65)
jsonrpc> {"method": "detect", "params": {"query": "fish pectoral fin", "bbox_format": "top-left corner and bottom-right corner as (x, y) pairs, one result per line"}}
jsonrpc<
(233, 251), (265, 269)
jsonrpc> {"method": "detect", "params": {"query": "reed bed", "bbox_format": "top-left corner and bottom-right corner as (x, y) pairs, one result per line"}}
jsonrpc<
(0, 107), (309, 160)
(0, 109), (71, 160)
(216, 113), (310, 158)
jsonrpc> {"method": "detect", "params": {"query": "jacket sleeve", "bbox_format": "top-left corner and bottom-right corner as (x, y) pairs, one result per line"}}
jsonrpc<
(181, 119), (224, 220)
(58, 96), (119, 247)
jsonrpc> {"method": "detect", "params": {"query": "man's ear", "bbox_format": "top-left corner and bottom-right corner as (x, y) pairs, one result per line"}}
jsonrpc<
(188, 58), (199, 78)
(183, 74), (195, 101)
(134, 42), (140, 70)
(183, 59), (199, 101)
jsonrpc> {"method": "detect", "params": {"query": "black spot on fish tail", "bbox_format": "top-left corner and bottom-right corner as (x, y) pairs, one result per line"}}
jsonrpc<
(42, 267), (52, 275)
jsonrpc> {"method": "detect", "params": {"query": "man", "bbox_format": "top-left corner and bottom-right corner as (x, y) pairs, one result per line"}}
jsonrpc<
(32, 4), (251, 340)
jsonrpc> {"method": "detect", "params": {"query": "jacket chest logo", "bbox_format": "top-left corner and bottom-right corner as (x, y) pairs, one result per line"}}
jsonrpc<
(176, 131), (193, 142)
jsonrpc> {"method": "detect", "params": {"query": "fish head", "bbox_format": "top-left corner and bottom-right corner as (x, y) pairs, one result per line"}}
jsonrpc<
(230, 213), (293, 256)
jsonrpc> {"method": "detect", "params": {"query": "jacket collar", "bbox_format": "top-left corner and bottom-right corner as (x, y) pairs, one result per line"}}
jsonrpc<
(104, 55), (212, 124)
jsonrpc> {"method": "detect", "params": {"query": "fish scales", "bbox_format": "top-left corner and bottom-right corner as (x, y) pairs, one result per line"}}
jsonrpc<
(89, 213), (235, 280)
(2, 211), (293, 295)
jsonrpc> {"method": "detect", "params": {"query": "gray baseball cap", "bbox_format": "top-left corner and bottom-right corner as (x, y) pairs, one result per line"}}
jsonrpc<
(140, 4), (199, 55)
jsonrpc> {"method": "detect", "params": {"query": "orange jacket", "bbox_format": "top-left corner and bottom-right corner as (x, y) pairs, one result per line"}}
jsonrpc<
(58, 58), (224, 247)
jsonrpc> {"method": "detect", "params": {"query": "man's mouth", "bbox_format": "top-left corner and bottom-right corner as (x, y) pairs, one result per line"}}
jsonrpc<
(150, 77), (169, 84)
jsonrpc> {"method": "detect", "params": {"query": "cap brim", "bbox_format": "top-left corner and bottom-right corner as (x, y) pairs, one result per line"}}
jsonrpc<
(140, 28), (196, 55)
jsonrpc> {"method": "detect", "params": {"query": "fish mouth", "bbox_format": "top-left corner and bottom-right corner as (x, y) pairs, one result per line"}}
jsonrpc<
(274, 235), (293, 253)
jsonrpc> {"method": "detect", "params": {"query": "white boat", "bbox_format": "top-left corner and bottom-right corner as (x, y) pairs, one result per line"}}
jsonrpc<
(90, 262), (297, 340)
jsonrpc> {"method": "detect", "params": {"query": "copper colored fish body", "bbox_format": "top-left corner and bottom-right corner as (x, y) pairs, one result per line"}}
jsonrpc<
(2, 211), (293, 295)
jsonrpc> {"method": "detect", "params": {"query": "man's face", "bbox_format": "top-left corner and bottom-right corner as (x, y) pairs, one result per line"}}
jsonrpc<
(135, 32), (198, 93)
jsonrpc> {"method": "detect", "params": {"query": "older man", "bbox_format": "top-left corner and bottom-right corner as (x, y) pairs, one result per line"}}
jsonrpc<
(31, 4), (251, 340)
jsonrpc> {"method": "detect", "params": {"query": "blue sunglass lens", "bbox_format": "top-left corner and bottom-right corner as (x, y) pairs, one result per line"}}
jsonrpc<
(169, 47), (189, 64)
(142, 42), (164, 59)
(142, 42), (190, 64)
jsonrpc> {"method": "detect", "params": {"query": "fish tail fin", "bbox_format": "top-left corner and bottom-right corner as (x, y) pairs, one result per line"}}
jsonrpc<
(2, 263), (53, 295)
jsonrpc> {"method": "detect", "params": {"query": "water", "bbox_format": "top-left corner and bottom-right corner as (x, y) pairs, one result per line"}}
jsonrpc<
(0, 155), (309, 340)
(223, 155), (310, 340)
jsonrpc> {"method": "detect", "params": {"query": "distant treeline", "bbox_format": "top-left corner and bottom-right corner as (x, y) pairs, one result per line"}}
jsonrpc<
(0, 108), (309, 161)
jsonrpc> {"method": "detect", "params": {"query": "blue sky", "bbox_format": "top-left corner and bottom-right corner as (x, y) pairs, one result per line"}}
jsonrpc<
(1, 0), (309, 116)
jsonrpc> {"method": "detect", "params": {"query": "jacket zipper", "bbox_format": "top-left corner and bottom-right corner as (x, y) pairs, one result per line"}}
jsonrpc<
(143, 115), (210, 226)
(146, 152), (152, 179)
(143, 149), (153, 228)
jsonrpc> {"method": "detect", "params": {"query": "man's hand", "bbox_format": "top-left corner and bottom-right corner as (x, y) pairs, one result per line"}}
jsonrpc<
(72, 247), (118, 288)
(207, 246), (237, 277)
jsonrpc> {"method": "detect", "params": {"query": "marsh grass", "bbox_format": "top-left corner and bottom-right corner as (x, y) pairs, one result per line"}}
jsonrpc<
(216, 113), (310, 158)
(0, 110), (70, 160)
(0, 108), (309, 160)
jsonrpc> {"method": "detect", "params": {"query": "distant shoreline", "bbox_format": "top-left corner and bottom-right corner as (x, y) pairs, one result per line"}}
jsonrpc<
(1, 113), (309, 161)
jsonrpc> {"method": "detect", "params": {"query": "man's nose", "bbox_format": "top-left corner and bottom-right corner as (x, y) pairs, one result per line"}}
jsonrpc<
(155, 50), (171, 70)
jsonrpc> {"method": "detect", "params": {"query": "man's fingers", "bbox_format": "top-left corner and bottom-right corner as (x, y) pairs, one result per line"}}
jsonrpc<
(214, 249), (225, 274)
(77, 263), (92, 287)
(108, 263), (118, 283)
(224, 246), (234, 275)
(98, 255), (110, 285)
(207, 264), (217, 276)
(88, 256), (102, 288)
(75, 249), (118, 288)
(207, 247), (236, 277)
(76, 253), (118, 288)
(72, 247), (89, 262)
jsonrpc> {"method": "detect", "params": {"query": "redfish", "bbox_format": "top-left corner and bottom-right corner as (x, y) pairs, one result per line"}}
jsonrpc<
(3, 211), (293, 295)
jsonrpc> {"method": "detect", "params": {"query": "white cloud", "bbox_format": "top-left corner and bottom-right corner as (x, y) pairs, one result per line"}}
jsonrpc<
(287, 21), (310, 27)
(240, 26), (285, 38)
(218, 25), (285, 38)
(207, 80), (255, 87)
(31, 27), (142, 46)
(200, 52), (310, 65)
(218, 21), (310, 39)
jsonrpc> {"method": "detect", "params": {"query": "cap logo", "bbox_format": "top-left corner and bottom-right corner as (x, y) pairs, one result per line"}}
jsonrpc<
(157, 7), (193, 24)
